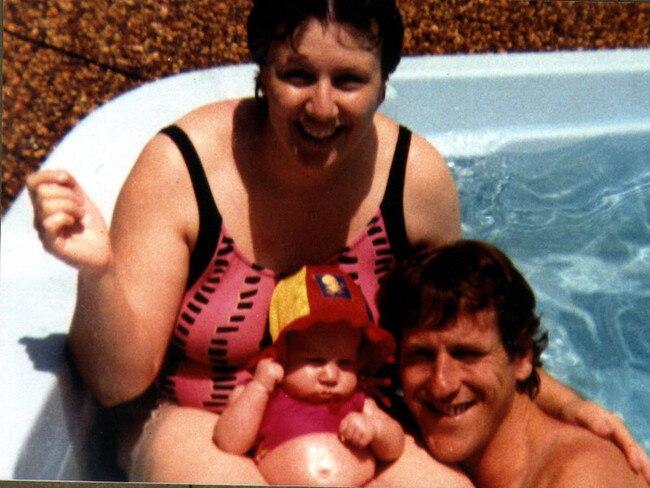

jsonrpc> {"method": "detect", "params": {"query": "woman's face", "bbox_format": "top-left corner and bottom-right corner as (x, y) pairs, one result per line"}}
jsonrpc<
(260, 18), (385, 169)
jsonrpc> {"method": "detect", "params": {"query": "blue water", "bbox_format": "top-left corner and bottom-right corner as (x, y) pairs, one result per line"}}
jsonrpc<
(449, 131), (650, 454)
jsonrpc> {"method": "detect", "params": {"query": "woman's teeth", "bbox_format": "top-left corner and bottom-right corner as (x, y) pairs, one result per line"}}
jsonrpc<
(297, 123), (340, 140)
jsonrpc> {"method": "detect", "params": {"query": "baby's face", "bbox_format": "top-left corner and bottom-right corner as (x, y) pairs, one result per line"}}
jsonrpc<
(282, 322), (362, 403)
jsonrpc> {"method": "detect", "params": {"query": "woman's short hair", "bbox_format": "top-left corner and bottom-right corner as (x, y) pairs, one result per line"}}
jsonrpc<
(379, 240), (548, 398)
(247, 0), (404, 81)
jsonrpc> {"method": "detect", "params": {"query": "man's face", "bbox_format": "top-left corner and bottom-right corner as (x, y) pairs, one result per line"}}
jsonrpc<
(400, 308), (532, 466)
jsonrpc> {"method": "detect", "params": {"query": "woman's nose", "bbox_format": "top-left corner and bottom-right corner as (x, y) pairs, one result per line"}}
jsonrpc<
(427, 354), (461, 399)
(305, 80), (339, 120)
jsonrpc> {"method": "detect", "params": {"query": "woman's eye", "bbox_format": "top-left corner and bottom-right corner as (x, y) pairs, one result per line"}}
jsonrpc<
(280, 70), (315, 85)
(334, 74), (365, 90)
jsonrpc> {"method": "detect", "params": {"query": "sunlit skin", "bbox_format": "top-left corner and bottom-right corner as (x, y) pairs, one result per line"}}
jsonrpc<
(213, 321), (404, 486)
(259, 323), (377, 486)
(259, 18), (386, 175)
(282, 321), (362, 403)
(400, 309), (532, 468)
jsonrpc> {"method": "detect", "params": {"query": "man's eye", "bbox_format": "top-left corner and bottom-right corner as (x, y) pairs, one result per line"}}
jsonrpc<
(453, 349), (485, 361)
(404, 348), (435, 364)
(307, 357), (325, 365)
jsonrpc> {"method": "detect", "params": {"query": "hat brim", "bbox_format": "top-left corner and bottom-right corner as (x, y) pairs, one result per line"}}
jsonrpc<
(248, 317), (396, 373)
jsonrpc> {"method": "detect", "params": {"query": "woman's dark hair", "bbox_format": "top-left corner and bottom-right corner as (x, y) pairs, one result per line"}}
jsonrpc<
(379, 240), (548, 398)
(247, 0), (404, 98)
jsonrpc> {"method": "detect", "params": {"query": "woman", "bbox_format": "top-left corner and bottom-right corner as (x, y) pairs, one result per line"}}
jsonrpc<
(27, 0), (648, 484)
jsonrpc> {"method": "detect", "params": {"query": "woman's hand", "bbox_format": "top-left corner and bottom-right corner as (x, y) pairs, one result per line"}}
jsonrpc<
(27, 169), (111, 271)
(561, 399), (650, 483)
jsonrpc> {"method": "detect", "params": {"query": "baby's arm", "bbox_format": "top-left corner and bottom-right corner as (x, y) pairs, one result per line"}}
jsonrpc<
(339, 397), (405, 462)
(213, 358), (284, 454)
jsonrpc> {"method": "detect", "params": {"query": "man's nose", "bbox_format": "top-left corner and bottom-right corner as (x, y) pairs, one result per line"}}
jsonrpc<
(427, 354), (461, 399)
(305, 80), (339, 120)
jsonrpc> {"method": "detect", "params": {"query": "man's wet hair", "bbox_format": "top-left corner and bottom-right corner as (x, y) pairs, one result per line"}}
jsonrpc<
(379, 239), (548, 398)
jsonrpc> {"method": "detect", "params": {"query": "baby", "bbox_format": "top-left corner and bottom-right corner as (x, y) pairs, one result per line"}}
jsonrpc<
(214, 265), (404, 486)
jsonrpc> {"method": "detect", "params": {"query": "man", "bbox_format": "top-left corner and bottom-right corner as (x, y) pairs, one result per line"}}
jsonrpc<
(379, 240), (646, 488)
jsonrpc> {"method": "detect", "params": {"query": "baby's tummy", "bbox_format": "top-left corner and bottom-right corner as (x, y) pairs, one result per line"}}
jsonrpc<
(258, 433), (376, 486)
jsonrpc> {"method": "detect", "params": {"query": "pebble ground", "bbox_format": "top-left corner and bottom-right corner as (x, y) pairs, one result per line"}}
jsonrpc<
(3, 0), (649, 214)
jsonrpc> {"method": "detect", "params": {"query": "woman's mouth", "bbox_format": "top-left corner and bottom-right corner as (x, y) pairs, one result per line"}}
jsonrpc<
(295, 122), (343, 142)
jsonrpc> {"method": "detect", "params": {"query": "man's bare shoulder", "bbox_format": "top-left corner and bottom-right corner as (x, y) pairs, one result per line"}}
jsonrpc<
(536, 423), (646, 488)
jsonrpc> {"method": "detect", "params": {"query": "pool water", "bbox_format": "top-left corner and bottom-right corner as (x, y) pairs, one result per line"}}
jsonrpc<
(448, 131), (650, 453)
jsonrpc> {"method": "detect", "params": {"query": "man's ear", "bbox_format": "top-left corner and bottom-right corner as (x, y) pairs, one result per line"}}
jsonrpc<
(514, 347), (534, 382)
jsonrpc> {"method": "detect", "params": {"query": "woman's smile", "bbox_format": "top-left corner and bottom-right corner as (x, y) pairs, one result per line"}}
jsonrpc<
(261, 18), (385, 169)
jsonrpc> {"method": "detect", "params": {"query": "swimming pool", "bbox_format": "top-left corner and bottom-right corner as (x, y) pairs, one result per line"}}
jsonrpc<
(451, 132), (650, 454)
(1, 48), (649, 480)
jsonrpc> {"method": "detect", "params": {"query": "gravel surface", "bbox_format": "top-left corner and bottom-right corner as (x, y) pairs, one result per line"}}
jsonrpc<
(3, 0), (649, 214)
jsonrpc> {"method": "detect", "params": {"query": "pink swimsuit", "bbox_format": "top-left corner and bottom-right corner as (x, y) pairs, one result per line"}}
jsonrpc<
(255, 390), (366, 460)
(156, 125), (413, 413)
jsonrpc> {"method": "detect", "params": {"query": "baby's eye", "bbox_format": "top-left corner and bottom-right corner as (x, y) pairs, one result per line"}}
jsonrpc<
(337, 359), (356, 370)
(306, 357), (326, 366)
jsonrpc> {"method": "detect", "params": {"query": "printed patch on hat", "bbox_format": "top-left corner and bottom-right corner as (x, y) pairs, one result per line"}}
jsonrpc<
(316, 273), (351, 299)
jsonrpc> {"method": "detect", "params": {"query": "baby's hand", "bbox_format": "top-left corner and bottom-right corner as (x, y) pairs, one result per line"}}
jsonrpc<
(253, 358), (284, 393)
(339, 412), (375, 449)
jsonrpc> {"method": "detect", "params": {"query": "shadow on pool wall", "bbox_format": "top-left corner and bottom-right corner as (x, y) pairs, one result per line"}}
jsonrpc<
(15, 336), (123, 480)
(1, 49), (649, 480)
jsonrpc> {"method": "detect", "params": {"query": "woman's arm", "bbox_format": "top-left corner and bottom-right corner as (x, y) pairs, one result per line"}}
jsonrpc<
(29, 133), (198, 406)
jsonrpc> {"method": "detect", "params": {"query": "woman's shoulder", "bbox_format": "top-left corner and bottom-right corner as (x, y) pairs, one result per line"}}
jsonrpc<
(374, 113), (445, 170)
(404, 132), (461, 247)
(141, 97), (263, 169)
(175, 97), (252, 139)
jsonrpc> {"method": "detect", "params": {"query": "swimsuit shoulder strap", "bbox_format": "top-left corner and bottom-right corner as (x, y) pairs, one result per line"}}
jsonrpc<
(160, 125), (222, 288)
(380, 124), (412, 262)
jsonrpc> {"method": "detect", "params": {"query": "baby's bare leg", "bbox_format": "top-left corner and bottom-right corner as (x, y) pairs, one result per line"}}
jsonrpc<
(371, 434), (475, 488)
(128, 403), (267, 484)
